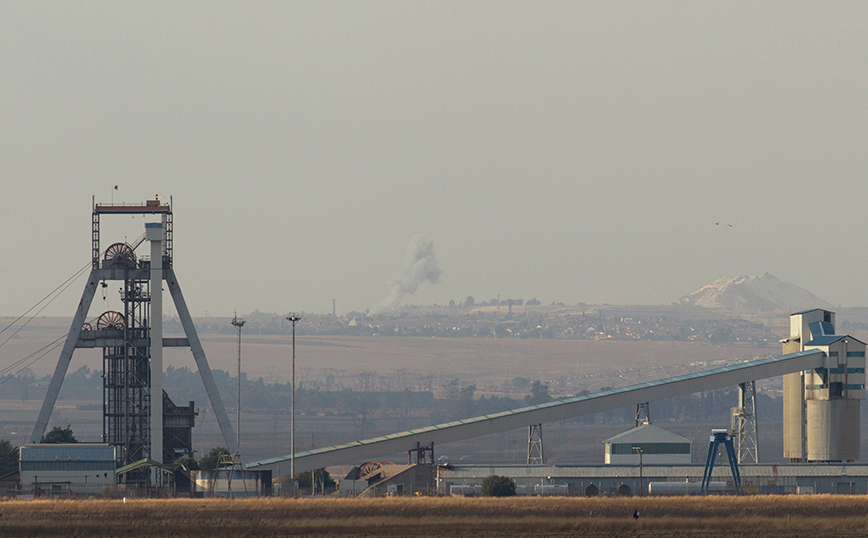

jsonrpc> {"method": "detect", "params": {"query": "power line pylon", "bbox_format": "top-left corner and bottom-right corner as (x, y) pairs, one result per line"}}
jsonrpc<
(527, 424), (544, 465)
(730, 381), (758, 464)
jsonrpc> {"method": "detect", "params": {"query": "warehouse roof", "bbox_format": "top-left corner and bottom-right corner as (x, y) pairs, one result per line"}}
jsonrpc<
(804, 334), (848, 346)
(20, 444), (115, 462)
(792, 308), (834, 316)
(605, 424), (691, 445)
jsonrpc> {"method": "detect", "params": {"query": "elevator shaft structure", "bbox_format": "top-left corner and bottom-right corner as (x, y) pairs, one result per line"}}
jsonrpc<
(31, 199), (238, 479)
(101, 278), (151, 468)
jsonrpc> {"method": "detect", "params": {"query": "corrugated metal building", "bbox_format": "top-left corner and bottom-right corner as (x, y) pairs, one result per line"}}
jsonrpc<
(438, 463), (868, 496)
(19, 444), (116, 496)
(604, 424), (692, 465)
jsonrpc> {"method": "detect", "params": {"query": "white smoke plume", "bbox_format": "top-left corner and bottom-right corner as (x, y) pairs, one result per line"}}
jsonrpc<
(372, 235), (441, 313)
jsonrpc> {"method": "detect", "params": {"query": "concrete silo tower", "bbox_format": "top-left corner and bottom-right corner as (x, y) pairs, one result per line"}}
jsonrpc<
(782, 309), (865, 462)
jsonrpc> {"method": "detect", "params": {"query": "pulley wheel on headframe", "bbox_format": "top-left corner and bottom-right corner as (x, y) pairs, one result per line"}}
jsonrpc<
(96, 311), (126, 330)
(358, 461), (383, 477)
(104, 242), (136, 263)
(81, 322), (93, 331)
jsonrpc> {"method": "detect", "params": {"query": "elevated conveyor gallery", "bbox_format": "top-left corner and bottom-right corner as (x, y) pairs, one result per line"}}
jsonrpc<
(248, 349), (826, 476)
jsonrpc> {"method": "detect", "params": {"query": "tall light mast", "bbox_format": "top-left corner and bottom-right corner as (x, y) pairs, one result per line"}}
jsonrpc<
(231, 312), (246, 457)
(286, 313), (302, 496)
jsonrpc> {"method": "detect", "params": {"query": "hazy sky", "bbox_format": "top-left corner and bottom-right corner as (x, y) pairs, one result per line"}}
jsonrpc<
(2, 2), (868, 317)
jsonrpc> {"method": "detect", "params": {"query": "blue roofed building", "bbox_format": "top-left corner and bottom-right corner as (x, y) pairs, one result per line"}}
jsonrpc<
(19, 444), (116, 497)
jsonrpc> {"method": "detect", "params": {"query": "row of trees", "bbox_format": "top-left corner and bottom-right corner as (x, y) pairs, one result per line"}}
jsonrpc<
(6, 364), (789, 432)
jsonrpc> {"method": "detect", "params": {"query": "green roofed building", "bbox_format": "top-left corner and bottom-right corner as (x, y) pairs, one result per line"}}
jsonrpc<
(604, 424), (692, 465)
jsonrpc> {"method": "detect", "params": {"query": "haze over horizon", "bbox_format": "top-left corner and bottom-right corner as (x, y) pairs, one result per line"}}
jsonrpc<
(2, 2), (868, 317)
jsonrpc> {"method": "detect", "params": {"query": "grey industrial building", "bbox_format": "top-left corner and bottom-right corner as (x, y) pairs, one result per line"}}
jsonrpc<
(603, 424), (692, 465)
(437, 462), (868, 496)
(19, 444), (116, 497)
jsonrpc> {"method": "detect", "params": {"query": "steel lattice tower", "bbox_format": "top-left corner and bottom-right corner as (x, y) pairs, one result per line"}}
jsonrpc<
(731, 381), (758, 464)
(99, 247), (152, 472)
(31, 198), (239, 486)
(527, 424), (544, 465)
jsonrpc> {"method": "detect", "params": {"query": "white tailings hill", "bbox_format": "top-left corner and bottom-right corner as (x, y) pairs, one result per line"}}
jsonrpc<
(679, 273), (834, 311)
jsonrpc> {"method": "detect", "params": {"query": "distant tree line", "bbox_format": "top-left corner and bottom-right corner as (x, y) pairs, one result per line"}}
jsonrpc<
(3, 364), (786, 426)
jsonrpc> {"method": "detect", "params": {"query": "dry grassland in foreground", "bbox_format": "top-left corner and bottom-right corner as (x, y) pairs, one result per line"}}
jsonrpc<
(1, 495), (867, 537)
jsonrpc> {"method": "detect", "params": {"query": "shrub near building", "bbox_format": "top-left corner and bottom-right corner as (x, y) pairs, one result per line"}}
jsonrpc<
(481, 475), (516, 497)
(0, 439), (17, 476)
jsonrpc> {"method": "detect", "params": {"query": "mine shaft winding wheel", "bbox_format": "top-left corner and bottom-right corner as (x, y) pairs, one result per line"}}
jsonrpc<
(104, 242), (136, 263)
(96, 311), (126, 330)
(358, 461), (384, 477)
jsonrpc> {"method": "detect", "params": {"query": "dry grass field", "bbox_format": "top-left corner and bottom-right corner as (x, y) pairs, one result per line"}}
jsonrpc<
(5, 317), (772, 392)
(0, 496), (867, 537)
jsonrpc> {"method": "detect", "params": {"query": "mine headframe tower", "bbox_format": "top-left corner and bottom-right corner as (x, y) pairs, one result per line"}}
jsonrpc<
(98, 243), (152, 473)
(31, 198), (238, 485)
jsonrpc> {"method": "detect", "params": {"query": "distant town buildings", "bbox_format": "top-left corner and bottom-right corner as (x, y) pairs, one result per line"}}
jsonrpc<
(178, 305), (779, 346)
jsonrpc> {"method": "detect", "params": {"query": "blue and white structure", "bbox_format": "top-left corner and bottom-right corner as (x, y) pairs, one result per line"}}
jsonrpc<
(700, 429), (741, 494)
(782, 309), (865, 462)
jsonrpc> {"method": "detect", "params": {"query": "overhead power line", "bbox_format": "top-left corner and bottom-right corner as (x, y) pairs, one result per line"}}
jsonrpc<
(0, 261), (93, 381)
(0, 335), (67, 383)
(0, 262), (90, 350)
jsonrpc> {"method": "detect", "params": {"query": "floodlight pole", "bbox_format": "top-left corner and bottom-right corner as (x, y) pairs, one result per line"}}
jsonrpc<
(231, 312), (246, 458)
(287, 313), (302, 497)
(633, 446), (644, 496)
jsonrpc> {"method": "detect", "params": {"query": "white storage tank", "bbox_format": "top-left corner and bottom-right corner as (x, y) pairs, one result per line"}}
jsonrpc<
(533, 484), (569, 496)
(647, 482), (725, 495)
(450, 484), (481, 496)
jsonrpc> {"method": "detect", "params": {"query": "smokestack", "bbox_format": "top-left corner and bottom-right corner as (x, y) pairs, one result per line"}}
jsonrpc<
(333, 299), (336, 317)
